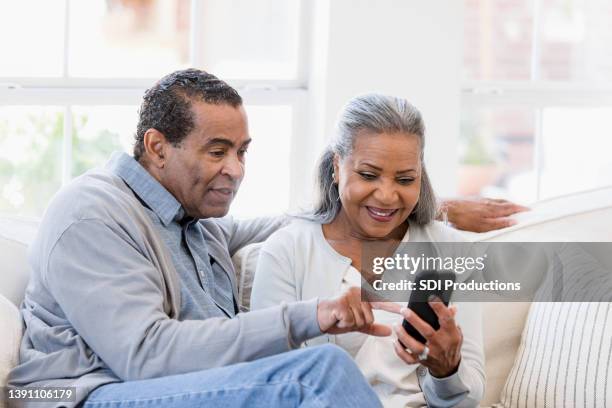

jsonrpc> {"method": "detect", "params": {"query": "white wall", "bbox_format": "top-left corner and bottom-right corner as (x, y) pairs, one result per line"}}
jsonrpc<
(305, 0), (463, 202)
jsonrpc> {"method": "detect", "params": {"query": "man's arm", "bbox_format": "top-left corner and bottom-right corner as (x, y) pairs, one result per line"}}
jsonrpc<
(45, 218), (320, 381)
(215, 215), (290, 256)
(437, 198), (528, 233)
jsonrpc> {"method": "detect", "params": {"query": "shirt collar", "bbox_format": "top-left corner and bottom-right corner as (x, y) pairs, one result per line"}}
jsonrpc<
(106, 151), (184, 226)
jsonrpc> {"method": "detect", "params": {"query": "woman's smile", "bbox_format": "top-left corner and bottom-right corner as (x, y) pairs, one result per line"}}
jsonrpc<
(365, 206), (400, 222)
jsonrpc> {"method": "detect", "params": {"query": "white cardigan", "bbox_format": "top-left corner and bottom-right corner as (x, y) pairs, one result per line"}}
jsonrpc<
(251, 219), (485, 408)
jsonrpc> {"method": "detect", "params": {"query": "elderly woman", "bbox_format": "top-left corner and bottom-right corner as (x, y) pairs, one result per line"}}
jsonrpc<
(251, 94), (484, 407)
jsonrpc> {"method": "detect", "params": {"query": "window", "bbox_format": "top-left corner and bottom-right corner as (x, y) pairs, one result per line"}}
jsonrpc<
(461, 0), (612, 202)
(459, 107), (536, 201)
(0, 0), (309, 218)
(0, 107), (64, 216)
(231, 105), (294, 217)
(194, 0), (302, 80)
(67, 0), (191, 78)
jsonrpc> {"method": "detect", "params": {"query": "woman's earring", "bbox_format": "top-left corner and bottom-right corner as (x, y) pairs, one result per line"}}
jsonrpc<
(332, 171), (337, 184)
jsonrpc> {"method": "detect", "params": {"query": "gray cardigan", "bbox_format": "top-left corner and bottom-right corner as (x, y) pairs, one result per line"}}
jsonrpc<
(8, 160), (321, 408)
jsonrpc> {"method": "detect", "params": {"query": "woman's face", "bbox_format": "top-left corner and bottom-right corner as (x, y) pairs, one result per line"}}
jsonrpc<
(333, 131), (422, 239)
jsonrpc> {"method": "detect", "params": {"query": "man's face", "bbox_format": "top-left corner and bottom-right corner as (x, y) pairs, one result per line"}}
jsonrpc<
(159, 101), (250, 219)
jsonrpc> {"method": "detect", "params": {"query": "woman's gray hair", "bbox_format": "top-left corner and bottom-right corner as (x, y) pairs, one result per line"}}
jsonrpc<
(310, 93), (437, 225)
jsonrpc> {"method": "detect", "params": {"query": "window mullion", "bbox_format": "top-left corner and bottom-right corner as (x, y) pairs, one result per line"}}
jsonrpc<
(62, 106), (73, 185)
(531, 0), (542, 201)
(530, 0), (542, 82)
(189, 0), (205, 68)
(296, 0), (312, 87)
(63, 0), (71, 78)
(533, 107), (543, 201)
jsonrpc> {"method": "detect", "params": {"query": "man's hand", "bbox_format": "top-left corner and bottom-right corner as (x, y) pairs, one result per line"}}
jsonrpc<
(317, 287), (402, 337)
(440, 198), (528, 233)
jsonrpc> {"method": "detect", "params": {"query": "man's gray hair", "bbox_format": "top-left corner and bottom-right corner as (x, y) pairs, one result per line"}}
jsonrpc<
(310, 93), (437, 225)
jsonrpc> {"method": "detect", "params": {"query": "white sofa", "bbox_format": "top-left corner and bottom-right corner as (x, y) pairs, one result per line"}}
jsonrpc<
(2, 186), (612, 407)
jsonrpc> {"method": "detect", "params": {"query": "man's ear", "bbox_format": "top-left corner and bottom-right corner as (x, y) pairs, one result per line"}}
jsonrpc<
(143, 128), (168, 169)
(332, 154), (340, 184)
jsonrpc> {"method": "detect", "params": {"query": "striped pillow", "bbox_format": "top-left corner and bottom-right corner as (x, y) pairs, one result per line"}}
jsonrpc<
(499, 245), (612, 407)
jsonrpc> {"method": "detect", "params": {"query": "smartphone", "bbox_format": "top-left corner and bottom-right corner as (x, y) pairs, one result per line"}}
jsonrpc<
(400, 269), (455, 345)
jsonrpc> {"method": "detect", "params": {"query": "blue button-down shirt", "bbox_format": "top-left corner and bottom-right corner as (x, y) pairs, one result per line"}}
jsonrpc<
(109, 153), (236, 319)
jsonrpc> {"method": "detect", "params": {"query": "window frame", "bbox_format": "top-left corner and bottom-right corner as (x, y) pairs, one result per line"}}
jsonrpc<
(0, 0), (312, 211)
(461, 0), (612, 200)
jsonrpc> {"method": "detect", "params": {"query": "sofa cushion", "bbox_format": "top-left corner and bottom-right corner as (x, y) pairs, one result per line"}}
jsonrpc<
(232, 242), (264, 311)
(462, 186), (612, 243)
(0, 295), (22, 388)
(0, 216), (37, 306)
(464, 186), (612, 406)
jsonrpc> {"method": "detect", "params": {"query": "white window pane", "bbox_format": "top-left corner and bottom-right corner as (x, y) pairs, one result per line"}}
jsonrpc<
(0, 107), (64, 216)
(0, 1), (65, 77)
(198, 0), (301, 80)
(539, 0), (612, 82)
(68, 0), (190, 77)
(71, 106), (138, 177)
(464, 0), (534, 80)
(230, 105), (292, 218)
(459, 107), (536, 202)
(540, 107), (612, 198)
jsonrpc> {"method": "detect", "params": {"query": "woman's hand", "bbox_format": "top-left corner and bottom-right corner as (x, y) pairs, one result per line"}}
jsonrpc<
(392, 298), (463, 378)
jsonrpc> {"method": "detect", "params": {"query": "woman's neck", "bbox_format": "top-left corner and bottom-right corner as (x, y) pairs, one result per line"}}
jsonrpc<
(321, 209), (408, 273)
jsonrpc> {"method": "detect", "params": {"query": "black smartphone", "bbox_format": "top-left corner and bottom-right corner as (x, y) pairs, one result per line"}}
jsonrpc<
(400, 270), (456, 345)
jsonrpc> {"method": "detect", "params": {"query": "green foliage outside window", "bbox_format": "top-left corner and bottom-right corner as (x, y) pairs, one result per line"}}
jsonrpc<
(0, 110), (125, 217)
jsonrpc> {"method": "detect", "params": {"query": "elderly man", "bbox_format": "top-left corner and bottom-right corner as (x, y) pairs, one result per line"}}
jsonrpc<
(8, 69), (396, 408)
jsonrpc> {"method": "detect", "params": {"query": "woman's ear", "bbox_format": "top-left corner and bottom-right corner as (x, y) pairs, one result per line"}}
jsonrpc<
(332, 154), (340, 184)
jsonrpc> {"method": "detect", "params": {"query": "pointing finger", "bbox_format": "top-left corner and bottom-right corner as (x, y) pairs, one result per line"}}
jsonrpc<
(371, 301), (403, 314)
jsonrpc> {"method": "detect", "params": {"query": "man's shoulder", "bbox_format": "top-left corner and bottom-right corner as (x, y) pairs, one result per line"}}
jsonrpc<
(52, 170), (130, 215)
(38, 169), (140, 243)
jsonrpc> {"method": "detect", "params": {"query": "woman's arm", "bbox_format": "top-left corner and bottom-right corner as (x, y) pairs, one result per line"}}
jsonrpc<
(419, 302), (485, 407)
(393, 300), (484, 407)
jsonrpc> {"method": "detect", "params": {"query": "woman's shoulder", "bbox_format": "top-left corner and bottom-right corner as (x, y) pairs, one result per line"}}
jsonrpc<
(260, 217), (323, 253)
(410, 220), (468, 243)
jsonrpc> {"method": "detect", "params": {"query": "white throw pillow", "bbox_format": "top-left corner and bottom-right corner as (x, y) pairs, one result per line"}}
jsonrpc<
(498, 301), (612, 407)
(0, 295), (22, 387)
(498, 245), (612, 407)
